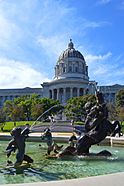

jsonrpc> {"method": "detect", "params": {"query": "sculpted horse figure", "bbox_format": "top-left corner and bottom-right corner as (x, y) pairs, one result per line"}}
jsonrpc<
(76, 92), (122, 155)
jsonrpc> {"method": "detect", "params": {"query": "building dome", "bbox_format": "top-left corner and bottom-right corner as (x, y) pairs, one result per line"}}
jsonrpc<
(54, 39), (89, 81)
(58, 39), (85, 61)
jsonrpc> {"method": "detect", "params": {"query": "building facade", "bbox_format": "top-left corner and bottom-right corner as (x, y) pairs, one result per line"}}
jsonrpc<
(0, 87), (43, 107)
(98, 84), (124, 103)
(0, 40), (123, 107)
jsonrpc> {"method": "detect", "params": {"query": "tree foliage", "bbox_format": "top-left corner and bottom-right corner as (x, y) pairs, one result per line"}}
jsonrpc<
(3, 94), (61, 122)
(116, 107), (124, 124)
(64, 94), (96, 121)
(115, 89), (124, 107)
(107, 103), (118, 121)
(0, 108), (6, 128)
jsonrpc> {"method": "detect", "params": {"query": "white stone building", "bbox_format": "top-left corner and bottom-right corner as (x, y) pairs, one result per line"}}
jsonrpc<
(0, 39), (123, 107)
(98, 84), (124, 103)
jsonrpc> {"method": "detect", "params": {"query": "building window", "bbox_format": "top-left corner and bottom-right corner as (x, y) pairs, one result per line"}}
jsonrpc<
(68, 66), (72, 72)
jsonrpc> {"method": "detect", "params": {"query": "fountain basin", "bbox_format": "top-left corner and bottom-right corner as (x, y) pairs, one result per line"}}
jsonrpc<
(0, 140), (124, 185)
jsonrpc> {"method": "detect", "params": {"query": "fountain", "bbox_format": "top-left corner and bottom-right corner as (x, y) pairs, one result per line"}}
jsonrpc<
(0, 141), (124, 184)
(0, 90), (123, 184)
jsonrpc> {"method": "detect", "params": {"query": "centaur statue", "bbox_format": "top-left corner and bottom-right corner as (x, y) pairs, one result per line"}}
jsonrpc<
(58, 91), (122, 158)
(76, 91), (122, 155)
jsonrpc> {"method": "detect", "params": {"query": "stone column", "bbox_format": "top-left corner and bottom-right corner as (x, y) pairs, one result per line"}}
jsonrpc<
(57, 89), (59, 100)
(70, 88), (73, 98)
(77, 88), (80, 97)
(63, 88), (66, 103)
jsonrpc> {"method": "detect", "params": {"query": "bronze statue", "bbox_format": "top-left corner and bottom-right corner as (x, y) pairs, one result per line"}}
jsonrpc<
(76, 91), (121, 155)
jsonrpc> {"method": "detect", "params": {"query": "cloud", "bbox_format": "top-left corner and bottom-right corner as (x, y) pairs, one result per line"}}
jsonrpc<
(85, 52), (112, 64)
(97, 0), (111, 5)
(86, 53), (124, 85)
(0, 14), (21, 49)
(0, 0), (110, 56)
(37, 35), (67, 59)
(118, 1), (124, 10)
(81, 19), (110, 30)
(0, 58), (50, 89)
(0, 0), (122, 88)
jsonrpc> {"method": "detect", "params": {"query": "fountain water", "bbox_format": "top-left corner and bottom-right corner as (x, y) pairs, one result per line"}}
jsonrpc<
(30, 104), (62, 131)
(0, 141), (124, 185)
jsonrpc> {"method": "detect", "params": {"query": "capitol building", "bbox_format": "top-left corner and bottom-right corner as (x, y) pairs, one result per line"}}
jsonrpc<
(0, 40), (124, 107)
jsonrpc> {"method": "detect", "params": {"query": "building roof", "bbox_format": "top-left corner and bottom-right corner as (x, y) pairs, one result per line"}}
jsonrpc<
(57, 39), (85, 63)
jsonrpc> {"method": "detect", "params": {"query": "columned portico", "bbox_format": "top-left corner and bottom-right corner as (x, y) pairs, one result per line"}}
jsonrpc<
(48, 84), (91, 104)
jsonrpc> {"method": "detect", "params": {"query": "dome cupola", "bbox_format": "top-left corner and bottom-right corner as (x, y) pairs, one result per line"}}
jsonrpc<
(54, 40), (89, 81)
(58, 39), (85, 61)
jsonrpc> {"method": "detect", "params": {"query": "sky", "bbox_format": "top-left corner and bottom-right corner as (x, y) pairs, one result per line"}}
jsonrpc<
(0, 0), (124, 89)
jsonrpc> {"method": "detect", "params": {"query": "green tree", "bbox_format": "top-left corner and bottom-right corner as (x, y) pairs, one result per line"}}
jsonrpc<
(0, 108), (6, 130)
(117, 107), (124, 124)
(3, 94), (62, 122)
(115, 89), (124, 123)
(38, 98), (61, 120)
(64, 94), (96, 121)
(115, 89), (124, 107)
(3, 100), (24, 125)
(31, 103), (44, 120)
(14, 95), (32, 121)
(4, 100), (13, 121)
(107, 102), (118, 121)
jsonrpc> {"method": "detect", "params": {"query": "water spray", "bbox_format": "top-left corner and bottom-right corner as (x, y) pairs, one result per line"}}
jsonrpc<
(30, 104), (63, 130)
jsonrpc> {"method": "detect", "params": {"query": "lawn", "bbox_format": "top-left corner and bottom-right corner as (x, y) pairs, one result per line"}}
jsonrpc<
(0, 121), (34, 132)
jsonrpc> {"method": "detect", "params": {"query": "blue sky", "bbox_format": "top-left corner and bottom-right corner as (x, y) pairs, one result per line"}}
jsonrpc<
(0, 0), (124, 88)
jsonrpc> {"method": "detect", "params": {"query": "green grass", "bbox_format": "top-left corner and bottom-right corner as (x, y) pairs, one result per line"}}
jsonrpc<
(0, 121), (35, 132)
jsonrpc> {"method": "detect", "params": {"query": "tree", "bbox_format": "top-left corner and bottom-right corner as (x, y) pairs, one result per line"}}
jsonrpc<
(115, 89), (124, 107)
(0, 108), (6, 130)
(117, 107), (124, 124)
(38, 98), (61, 120)
(107, 102), (118, 121)
(31, 103), (44, 120)
(3, 100), (24, 125)
(14, 96), (32, 121)
(115, 89), (124, 123)
(3, 94), (62, 122)
(64, 94), (96, 121)
(4, 100), (14, 121)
